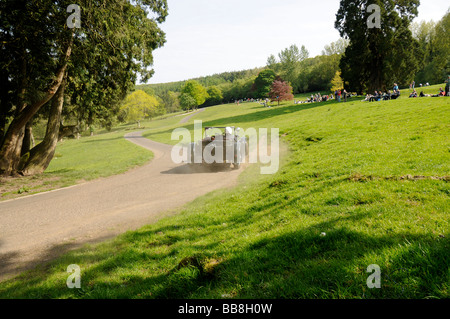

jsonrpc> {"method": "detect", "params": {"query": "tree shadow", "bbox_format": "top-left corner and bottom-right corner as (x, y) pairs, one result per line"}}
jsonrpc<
(144, 102), (326, 140)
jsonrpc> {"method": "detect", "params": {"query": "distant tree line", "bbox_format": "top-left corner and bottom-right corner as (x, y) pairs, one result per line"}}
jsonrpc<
(136, 39), (348, 112)
(137, 4), (449, 112)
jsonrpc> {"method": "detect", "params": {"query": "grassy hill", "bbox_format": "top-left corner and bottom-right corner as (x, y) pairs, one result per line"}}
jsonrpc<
(0, 87), (448, 299)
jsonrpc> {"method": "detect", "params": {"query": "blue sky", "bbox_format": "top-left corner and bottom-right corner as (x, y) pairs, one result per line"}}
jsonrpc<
(146, 0), (449, 84)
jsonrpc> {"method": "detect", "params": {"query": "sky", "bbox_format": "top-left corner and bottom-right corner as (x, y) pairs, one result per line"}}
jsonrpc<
(145, 0), (449, 84)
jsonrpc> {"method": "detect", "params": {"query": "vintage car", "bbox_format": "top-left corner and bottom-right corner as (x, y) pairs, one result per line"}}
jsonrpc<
(188, 126), (249, 169)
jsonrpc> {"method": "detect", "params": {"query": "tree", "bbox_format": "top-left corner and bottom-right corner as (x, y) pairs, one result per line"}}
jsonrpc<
(335, 0), (422, 94)
(269, 80), (294, 106)
(253, 69), (276, 99)
(276, 44), (309, 93)
(330, 71), (344, 92)
(266, 54), (279, 72)
(322, 38), (349, 56)
(432, 10), (450, 83)
(205, 86), (223, 106)
(413, 11), (450, 84)
(179, 93), (197, 111)
(119, 90), (159, 127)
(159, 90), (181, 113)
(180, 80), (209, 109)
(0, 0), (168, 176)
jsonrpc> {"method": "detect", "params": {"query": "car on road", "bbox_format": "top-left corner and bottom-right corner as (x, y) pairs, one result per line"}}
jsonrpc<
(188, 126), (249, 169)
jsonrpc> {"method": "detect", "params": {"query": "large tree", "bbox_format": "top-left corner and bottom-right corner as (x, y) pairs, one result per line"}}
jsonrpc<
(335, 0), (422, 94)
(0, 0), (168, 176)
(252, 69), (276, 99)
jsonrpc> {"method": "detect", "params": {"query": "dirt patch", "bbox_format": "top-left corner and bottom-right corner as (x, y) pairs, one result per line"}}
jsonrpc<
(348, 173), (449, 182)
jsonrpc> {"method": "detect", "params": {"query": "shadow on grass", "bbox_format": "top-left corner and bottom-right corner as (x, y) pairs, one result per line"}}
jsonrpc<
(144, 101), (327, 140)
(1, 204), (448, 299)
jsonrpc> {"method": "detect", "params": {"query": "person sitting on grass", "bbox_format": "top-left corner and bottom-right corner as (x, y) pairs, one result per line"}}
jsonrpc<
(439, 88), (445, 96)
(370, 91), (382, 102)
(409, 90), (417, 98)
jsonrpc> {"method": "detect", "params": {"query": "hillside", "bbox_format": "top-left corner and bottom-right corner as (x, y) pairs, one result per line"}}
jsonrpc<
(0, 90), (448, 299)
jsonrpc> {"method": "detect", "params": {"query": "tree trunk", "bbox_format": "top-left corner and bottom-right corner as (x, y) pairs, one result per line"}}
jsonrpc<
(21, 118), (35, 156)
(0, 38), (72, 176)
(0, 55), (28, 176)
(20, 79), (66, 176)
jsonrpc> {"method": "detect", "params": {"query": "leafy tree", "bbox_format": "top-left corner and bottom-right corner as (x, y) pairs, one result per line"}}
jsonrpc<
(330, 71), (345, 92)
(179, 93), (197, 111)
(253, 69), (276, 99)
(335, 0), (422, 94)
(180, 80), (208, 109)
(413, 11), (450, 85)
(269, 80), (294, 106)
(276, 44), (309, 93)
(432, 10), (450, 83)
(266, 54), (279, 72)
(297, 52), (341, 93)
(322, 38), (349, 56)
(205, 86), (223, 106)
(0, 0), (168, 176)
(120, 90), (159, 127)
(159, 90), (181, 113)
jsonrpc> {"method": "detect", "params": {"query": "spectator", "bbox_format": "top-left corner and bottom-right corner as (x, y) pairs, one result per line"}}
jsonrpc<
(445, 76), (450, 96)
(409, 90), (417, 98)
(369, 91), (381, 102)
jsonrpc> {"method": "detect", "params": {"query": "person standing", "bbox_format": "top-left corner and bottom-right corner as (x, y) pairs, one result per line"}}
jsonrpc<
(445, 76), (450, 96)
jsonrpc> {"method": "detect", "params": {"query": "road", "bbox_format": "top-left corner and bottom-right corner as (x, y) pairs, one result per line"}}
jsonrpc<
(0, 131), (243, 282)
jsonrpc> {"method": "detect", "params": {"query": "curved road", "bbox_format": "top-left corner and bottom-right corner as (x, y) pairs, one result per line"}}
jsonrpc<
(0, 131), (243, 281)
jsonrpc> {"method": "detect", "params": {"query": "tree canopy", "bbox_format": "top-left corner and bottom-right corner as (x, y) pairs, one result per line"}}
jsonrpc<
(269, 80), (294, 105)
(120, 90), (160, 127)
(335, 0), (422, 93)
(180, 80), (209, 109)
(0, 0), (168, 176)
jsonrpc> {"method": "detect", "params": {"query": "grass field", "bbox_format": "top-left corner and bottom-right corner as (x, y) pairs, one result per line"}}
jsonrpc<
(0, 129), (153, 201)
(0, 112), (194, 201)
(0, 85), (448, 299)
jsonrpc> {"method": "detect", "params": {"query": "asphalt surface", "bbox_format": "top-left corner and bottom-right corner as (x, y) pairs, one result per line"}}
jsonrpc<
(0, 131), (243, 282)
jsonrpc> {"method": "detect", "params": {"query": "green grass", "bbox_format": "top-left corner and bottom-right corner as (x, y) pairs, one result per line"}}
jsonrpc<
(0, 86), (448, 299)
(0, 129), (153, 201)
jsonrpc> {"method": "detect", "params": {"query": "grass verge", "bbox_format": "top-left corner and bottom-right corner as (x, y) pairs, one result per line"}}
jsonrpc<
(0, 129), (153, 201)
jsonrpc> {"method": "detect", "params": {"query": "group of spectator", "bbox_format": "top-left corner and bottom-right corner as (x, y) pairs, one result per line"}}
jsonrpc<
(294, 90), (358, 105)
(409, 87), (449, 98)
(364, 83), (401, 102)
(258, 76), (450, 107)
